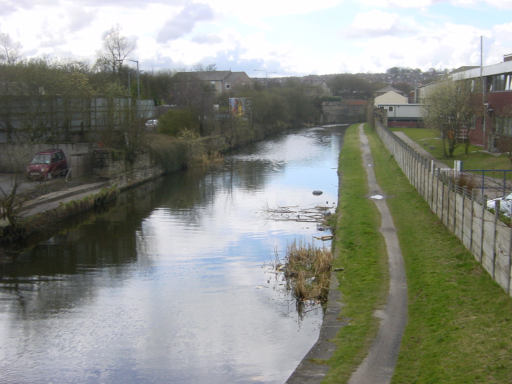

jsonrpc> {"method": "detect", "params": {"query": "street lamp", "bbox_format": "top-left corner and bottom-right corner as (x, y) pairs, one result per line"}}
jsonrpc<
(115, 58), (140, 99)
(127, 59), (140, 99)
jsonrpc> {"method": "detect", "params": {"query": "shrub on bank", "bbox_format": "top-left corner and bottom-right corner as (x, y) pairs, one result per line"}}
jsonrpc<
(157, 109), (200, 137)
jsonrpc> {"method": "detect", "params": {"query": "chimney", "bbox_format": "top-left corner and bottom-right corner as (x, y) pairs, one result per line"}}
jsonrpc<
(504, 53), (512, 62)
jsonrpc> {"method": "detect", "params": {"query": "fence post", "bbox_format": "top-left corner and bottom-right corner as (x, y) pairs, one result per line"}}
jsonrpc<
(436, 168), (440, 217)
(441, 177), (445, 224)
(447, 178), (452, 229)
(430, 162), (435, 208)
(492, 200), (499, 279)
(508, 223), (512, 295)
(480, 195), (486, 264)
(453, 183), (457, 234)
(421, 158), (425, 198)
(470, 189), (475, 252)
(461, 186), (466, 243)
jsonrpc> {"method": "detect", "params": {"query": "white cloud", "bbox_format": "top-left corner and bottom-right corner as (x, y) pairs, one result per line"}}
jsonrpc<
(346, 10), (414, 38)
(157, 3), (215, 43)
(357, 0), (443, 8)
(202, 0), (344, 17)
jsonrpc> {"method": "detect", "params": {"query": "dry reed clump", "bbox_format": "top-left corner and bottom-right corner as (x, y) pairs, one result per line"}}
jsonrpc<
(197, 151), (224, 167)
(284, 240), (333, 303)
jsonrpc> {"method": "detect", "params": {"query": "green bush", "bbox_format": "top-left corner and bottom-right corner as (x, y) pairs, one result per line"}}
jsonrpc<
(157, 108), (199, 137)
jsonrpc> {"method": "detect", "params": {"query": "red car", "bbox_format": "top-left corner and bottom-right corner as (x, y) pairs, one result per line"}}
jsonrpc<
(26, 149), (68, 180)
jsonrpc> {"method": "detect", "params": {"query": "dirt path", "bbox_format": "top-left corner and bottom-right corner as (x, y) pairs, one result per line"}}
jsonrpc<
(347, 124), (408, 384)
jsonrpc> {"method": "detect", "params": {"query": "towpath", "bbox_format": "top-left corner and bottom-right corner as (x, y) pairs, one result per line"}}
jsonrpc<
(347, 124), (408, 384)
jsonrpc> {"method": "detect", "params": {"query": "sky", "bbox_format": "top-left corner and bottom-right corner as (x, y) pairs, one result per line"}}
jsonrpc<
(1, 0), (512, 77)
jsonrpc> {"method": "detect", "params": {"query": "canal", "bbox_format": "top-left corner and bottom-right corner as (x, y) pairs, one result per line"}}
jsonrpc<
(0, 125), (345, 384)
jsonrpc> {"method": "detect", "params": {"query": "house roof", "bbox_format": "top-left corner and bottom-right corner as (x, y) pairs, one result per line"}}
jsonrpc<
(173, 71), (250, 82)
(345, 99), (367, 106)
(194, 71), (232, 81)
(375, 85), (402, 95)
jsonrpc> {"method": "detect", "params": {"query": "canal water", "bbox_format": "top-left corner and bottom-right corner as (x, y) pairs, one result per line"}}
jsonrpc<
(0, 126), (345, 384)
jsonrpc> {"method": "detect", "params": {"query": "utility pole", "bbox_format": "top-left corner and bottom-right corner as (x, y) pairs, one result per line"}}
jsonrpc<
(481, 36), (486, 149)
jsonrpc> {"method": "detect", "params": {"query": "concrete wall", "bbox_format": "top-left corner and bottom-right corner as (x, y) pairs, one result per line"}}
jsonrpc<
(0, 142), (93, 175)
(375, 120), (512, 297)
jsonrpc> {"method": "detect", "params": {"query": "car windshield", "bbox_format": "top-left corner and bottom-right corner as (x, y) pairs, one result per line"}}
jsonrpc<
(31, 154), (51, 164)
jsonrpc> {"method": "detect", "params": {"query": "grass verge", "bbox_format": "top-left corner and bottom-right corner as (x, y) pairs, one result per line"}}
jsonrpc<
(392, 127), (512, 170)
(322, 124), (388, 383)
(368, 124), (512, 383)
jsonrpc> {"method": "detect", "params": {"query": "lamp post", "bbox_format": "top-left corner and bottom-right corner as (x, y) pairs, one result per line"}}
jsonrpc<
(116, 59), (140, 99)
(127, 59), (140, 99)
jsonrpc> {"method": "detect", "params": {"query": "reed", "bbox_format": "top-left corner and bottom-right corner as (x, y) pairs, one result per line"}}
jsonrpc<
(284, 240), (333, 302)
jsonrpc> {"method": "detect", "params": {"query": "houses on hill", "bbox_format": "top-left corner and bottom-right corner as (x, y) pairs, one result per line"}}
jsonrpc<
(172, 71), (252, 95)
(374, 86), (423, 128)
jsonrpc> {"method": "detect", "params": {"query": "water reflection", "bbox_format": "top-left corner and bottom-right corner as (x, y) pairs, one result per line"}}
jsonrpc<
(0, 126), (345, 384)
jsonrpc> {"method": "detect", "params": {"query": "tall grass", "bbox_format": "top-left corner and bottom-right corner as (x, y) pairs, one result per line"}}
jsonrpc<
(285, 240), (333, 302)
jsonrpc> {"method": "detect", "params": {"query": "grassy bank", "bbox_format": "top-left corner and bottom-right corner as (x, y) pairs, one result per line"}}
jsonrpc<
(368, 124), (512, 383)
(392, 127), (512, 170)
(322, 124), (388, 383)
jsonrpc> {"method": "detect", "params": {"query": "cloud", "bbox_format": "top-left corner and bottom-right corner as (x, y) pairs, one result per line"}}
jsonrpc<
(68, 6), (98, 32)
(346, 10), (415, 38)
(205, 0), (343, 17)
(455, 0), (512, 8)
(356, 0), (445, 8)
(191, 34), (222, 44)
(157, 3), (214, 43)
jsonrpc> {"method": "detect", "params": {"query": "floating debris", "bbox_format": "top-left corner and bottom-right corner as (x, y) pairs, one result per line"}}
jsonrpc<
(264, 204), (334, 223)
(313, 235), (333, 241)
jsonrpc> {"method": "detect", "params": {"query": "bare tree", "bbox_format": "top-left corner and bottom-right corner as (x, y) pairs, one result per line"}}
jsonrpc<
(0, 32), (22, 64)
(423, 79), (477, 157)
(0, 178), (22, 228)
(96, 25), (136, 73)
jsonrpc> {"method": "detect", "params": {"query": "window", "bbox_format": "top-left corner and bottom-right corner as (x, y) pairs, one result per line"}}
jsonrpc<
(490, 74), (512, 92)
(469, 116), (476, 130)
(225, 83), (231, 89)
(496, 117), (512, 136)
(388, 106), (393, 112)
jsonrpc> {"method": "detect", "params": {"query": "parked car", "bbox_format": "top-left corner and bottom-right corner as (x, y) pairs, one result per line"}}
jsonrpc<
(486, 192), (512, 217)
(145, 119), (158, 130)
(26, 149), (68, 180)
